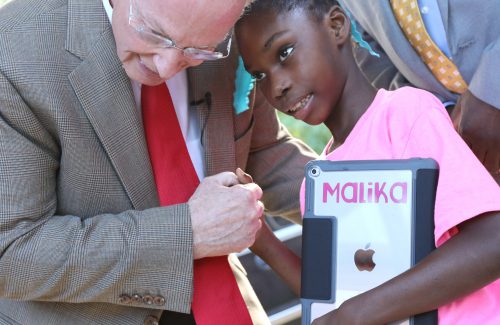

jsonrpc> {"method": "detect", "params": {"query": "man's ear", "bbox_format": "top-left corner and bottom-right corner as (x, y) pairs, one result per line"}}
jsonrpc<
(325, 5), (350, 45)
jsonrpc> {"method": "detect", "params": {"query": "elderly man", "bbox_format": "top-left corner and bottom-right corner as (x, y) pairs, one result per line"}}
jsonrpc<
(0, 0), (316, 324)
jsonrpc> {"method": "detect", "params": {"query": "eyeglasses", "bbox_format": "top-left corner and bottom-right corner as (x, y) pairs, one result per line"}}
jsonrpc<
(128, 0), (232, 61)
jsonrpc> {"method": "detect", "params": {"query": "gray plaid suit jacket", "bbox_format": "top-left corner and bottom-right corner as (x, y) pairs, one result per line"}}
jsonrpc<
(0, 0), (316, 324)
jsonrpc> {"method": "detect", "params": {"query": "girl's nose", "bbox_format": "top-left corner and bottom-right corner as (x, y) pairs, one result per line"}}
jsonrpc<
(272, 76), (291, 101)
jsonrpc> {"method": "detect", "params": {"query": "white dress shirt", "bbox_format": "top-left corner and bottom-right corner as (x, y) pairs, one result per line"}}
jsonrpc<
(418, 0), (451, 58)
(102, 0), (206, 180)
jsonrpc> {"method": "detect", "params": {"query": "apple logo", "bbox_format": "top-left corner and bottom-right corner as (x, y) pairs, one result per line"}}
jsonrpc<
(354, 243), (376, 272)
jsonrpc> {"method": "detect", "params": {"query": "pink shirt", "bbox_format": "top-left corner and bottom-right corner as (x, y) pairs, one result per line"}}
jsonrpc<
(300, 87), (500, 324)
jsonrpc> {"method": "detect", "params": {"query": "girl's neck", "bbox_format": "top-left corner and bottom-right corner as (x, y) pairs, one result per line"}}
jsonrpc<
(325, 61), (377, 147)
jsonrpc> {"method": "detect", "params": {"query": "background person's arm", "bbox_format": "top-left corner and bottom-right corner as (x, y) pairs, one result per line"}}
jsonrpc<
(454, 91), (500, 178)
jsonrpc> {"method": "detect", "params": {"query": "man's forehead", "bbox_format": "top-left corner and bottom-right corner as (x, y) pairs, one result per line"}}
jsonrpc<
(142, 0), (246, 44)
(143, 0), (246, 18)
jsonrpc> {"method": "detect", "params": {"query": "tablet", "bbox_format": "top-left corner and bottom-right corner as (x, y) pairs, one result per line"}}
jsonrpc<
(301, 158), (438, 325)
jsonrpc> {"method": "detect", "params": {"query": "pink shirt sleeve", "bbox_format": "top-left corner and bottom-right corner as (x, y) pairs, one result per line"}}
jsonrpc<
(400, 103), (500, 246)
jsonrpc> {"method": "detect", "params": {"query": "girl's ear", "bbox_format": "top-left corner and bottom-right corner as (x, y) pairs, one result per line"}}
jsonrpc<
(325, 5), (350, 45)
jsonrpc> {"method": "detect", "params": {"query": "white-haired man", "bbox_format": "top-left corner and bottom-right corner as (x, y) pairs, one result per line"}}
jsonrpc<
(0, 0), (316, 324)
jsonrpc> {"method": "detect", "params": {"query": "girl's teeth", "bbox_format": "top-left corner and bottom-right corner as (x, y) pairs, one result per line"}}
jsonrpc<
(289, 95), (310, 113)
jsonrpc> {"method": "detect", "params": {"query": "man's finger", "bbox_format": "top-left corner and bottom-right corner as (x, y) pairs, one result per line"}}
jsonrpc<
(236, 167), (253, 184)
(210, 171), (239, 187)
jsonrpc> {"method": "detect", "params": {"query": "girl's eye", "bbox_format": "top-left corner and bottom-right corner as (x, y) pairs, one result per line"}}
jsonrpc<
(252, 72), (267, 81)
(278, 46), (294, 62)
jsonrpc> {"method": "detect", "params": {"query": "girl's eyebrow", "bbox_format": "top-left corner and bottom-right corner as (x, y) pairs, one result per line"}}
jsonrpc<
(264, 30), (288, 49)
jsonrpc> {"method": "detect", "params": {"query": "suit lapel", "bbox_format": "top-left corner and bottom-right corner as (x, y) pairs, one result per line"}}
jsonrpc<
(66, 0), (158, 210)
(187, 54), (239, 176)
(377, 2), (452, 94)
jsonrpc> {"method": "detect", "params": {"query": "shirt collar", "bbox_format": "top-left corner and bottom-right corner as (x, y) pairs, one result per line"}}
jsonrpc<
(102, 0), (113, 22)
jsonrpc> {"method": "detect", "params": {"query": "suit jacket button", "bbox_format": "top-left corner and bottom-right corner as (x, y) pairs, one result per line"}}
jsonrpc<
(144, 315), (159, 325)
(118, 294), (131, 304)
(143, 294), (154, 305)
(131, 294), (143, 304)
(153, 295), (166, 306)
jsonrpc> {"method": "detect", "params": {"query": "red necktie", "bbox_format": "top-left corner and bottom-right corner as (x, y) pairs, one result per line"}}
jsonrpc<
(141, 84), (253, 325)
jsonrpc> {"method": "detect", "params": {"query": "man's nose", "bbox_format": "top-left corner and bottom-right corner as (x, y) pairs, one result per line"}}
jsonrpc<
(153, 50), (202, 80)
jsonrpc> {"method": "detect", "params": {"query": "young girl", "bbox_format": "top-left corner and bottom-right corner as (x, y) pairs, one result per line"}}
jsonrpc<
(237, 1), (500, 324)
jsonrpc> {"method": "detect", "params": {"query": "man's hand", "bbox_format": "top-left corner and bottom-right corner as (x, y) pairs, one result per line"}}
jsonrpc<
(454, 90), (500, 176)
(188, 171), (264, 259)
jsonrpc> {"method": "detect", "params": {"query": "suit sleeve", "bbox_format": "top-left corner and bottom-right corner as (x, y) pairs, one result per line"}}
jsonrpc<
(353, 26), (413, 91)
(0, 72), (194, 314)
(245, 86), (318, 225)
(468, 39), (500, 109)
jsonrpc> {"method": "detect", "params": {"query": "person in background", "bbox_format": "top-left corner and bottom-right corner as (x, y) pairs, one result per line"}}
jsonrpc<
(235, 0), (500, 324)
(342, 0), (500, 183)
(0, 0), (317, 324)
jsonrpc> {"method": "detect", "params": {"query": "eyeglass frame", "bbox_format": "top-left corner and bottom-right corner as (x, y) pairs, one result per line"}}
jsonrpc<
(128, 0), (233, 61)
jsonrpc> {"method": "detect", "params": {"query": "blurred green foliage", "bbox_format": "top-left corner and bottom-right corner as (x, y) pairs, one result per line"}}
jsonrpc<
(277, 111), (331, 154)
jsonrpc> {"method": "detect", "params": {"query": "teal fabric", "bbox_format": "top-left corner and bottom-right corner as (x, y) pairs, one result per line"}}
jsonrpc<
(233, 56), (255, 115)
(339, 1), (380, 58)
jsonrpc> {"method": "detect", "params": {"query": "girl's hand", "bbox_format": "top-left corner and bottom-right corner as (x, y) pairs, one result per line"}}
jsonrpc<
(235, 168), (273, 255)
(236, 168), (302, 296)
